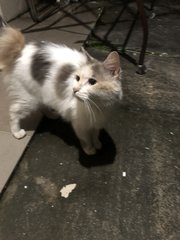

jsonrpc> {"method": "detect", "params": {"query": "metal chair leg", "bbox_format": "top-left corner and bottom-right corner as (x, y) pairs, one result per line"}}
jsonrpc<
(135, 0), (149, 74)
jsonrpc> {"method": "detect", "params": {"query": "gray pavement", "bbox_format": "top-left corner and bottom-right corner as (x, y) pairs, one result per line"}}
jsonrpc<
(0, 1), (179, 240)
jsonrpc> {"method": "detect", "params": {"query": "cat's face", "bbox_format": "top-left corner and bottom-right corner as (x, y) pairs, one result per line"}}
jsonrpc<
(72, 51), (122, 107)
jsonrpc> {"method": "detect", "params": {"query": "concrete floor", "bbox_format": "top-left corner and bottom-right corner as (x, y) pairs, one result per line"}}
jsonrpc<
(0, 1), (179, 240)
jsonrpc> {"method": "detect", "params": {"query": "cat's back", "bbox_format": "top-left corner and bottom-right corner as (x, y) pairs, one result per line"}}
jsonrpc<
(14, 42), (86, 80)
(6, 42), (87, 107)
(46, 43), (87, 66)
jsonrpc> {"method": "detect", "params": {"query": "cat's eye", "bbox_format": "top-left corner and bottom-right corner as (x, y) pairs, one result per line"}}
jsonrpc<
(88, 78), (97, 85)
(75, 75), (80, 81)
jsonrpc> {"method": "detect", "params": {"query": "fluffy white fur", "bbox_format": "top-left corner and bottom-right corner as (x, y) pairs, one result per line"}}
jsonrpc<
(0, 27), (123, 155)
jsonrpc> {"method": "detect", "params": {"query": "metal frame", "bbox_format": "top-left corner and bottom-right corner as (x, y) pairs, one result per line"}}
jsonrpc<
(135, 0), (149, 74)
(26, 0), (60, 22)
(25, 0), (149, 74)
(86, 0), (149, 74)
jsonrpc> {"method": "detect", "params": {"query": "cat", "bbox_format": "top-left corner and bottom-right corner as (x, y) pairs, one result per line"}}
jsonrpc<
(0, 27), (123, 155)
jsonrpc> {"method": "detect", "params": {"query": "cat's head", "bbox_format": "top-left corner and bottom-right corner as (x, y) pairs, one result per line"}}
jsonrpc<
(72, 50), (122, 107)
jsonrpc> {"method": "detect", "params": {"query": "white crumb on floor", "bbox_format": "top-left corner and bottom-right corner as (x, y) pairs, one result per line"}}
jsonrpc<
(122, 172), (126, 177)
(145, 147), (150, 150)
(24, 185), (28, 189)
(60, 184), (77, 198)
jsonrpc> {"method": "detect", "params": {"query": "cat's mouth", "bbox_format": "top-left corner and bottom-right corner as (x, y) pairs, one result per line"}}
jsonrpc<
(74, 92), (84, 102)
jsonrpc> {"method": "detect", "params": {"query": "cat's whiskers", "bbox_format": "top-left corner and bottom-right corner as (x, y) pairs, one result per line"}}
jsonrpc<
(85, 100), (94, 125)
(87, 97), (103, 114)
(86, 99), (96, 124)
(77, 92), (97, 125)
(82, 99), (91, 124)
(76, 92), (102, 114)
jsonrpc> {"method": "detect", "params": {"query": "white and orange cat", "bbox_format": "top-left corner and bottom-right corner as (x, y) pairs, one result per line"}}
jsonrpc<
(0, 27), (122, 155)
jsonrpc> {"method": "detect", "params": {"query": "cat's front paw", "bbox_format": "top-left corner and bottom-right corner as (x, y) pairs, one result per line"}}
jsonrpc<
(94, 139), (102, 150)
(12, 129), (26, 139)
(83, 146), (96, 155)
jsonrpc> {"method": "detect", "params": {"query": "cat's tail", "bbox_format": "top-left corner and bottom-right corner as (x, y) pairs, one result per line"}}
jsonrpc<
(0, 27), (25, 70)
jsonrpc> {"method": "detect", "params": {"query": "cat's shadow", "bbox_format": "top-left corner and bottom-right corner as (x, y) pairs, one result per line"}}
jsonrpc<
(37, 117), (116, 168)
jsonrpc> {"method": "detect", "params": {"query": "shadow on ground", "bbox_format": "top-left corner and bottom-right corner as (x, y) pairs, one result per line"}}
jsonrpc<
(37, 117), (116, 168)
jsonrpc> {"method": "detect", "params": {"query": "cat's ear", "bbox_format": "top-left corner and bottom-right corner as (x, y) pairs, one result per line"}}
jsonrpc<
(80, 46), (96, 63)
(103, 51), (121, 77)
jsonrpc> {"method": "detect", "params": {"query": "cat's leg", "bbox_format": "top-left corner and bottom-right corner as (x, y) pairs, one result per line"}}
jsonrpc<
(72, 122), (96, 155)
(81, 139), (96, 155)
(10, 103), (27, 139)
(92, 128), (102, 150)
(9, 99), (37, 139)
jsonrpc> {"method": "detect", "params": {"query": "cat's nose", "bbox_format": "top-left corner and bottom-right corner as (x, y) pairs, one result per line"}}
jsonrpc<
(73, 87), (80, 94)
